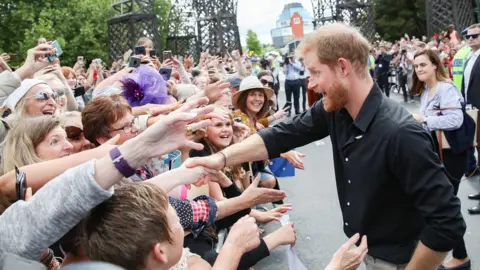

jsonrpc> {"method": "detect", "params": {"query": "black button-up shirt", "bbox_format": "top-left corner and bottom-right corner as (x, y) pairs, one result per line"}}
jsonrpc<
(258, 84), (466, 264)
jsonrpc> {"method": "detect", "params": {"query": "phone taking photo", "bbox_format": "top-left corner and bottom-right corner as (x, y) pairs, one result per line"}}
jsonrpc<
(73, 86), (85, 97)
(47, 40), (63, 62)
(168, 150), (182, 170)
(159, 67), (172, 81)
(163, 50), (172, 61)
(135, 46), (146, 56)
(15, 166), (27, 201)
(283, 101), (292, 110)
(129, 56), (141, 68)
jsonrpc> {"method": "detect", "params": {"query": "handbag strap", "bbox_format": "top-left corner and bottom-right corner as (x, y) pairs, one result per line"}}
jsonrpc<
(436, 130), (444, 163)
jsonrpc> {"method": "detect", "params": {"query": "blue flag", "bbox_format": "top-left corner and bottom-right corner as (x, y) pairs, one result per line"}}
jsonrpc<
(269, 157), (295, 177)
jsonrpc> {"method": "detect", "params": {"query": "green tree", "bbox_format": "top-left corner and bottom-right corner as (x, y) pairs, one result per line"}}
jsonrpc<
(246, 29), (263, 56)
(0, 0), (170, 67)
(374, 0), (427, 41)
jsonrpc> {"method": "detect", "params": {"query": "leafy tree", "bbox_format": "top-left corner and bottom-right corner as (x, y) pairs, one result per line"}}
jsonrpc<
(0, 0), (170, 67)
(246, 29), (263, 56)
(374, 0), (427, 41)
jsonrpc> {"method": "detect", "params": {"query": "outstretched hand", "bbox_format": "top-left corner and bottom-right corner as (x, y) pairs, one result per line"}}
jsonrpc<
(326, 233), (368, 270)
(241, 174), (286, 206)
(131, 97), (215, 161)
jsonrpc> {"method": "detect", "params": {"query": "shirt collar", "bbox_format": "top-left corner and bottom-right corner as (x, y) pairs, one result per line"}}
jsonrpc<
(352, 84), (383, 133)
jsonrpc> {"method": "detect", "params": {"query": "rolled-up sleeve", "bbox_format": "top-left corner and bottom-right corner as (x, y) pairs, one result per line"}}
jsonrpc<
(257, 101), (329, 158)
(425, 84), (464, 131)
(389, 123), (466, 251)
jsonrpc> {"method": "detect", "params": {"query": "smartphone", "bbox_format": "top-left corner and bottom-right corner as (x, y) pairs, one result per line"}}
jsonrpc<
(149, 49), (156, 58)
(73, 86), (85, 97)
(168, 150), (182, 170)
(15, 166), (27, 201)
(47, 40), (63, 62)
(233, 117), (242, 123)
(283, 101), (292, 110)
(163, 50), (172, 61)
(2, 253), (45, 270)
(128, 56), (141, 68)
(135, 46), (146, 56)
(159, 67), (172, 81)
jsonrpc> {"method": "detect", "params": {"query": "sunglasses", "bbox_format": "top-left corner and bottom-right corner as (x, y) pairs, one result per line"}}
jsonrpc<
(65, 126), (83, 140)
(260, 79), (274, 88)
(466, 34), (479, 40)
(31, 92), (58, 102)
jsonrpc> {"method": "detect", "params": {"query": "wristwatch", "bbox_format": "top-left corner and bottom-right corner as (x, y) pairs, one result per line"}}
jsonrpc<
(110, 147), (136, 178)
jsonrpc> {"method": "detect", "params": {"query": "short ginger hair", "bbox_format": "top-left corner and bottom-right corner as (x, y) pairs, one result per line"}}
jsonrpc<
(297, 23), (370, 77)
(81, 94), (132, 146)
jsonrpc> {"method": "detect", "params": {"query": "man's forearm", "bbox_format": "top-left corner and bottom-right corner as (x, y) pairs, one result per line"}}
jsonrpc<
(406, 242), (447, 270)
(222, 134), (268, 167)
(212, 242), (243, 270)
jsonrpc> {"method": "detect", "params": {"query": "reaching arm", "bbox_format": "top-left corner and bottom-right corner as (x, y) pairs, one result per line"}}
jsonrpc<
(0, 143), (116, 200)
(406, 242), (447, 270)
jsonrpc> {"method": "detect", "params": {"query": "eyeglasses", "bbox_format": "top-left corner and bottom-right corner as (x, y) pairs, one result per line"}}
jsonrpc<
(260, 79), (274, 88)
(28, 92), (58, 102)
(55, 88), (68, 97)
(65, 126), (83, 141)
(110, 118), (136, 134)
(466, 34), (479, 40)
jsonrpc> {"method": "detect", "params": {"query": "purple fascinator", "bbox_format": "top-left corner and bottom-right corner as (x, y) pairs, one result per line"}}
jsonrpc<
(121, 65), (169, 107)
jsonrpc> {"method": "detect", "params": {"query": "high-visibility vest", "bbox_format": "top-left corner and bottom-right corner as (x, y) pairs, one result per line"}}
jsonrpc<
(368, 55), (375, 70)
(452, 46), (472, 90)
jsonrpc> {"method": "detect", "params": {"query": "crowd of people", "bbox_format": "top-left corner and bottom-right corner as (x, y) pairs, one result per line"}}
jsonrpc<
(0, 17), (480, 270)
(0, 25), (371, 269)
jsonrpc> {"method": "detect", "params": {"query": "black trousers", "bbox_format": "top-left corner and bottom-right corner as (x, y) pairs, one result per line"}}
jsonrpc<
(285, 79), (301, 113)
(299, 78), (307, 110)
(398, 73), (412, 102)
(432, 134), (469, 260)
(377, 73), (389, 97)
(442, 149), (469, 259)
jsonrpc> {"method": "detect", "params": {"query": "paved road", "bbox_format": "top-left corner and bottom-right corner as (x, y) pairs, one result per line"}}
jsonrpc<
(255, 90), (480, 270)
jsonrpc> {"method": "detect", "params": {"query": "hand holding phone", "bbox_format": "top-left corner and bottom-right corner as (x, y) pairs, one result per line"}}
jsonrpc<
(15, 166), (27, 201)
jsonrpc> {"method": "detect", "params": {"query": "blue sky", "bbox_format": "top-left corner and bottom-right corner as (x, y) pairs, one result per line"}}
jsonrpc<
(237, 0), (314, 45)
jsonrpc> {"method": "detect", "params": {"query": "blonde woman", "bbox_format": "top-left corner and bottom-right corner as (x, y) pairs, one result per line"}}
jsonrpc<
(2, 116), (72, 174)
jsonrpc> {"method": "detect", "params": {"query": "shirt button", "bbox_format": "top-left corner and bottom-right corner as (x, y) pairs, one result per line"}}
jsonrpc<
(345, 222), (349, 226)
(347, 202), (350, 206)
(348, 180), (351, 184)
(345, 157), (349, 162)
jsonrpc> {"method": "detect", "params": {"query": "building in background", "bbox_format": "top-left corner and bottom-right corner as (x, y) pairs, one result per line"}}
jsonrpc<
(271, 2), (314, 49)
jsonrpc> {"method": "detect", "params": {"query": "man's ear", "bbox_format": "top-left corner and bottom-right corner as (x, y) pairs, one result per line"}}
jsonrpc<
(153, 243), (168, 264)
(337, 58), (352, 77)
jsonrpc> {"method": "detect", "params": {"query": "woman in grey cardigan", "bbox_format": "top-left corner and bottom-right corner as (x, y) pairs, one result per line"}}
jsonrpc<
(411, 49), (471, 270)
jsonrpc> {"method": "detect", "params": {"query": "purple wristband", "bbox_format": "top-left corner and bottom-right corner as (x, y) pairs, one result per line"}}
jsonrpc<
(110, 147), (136, 178)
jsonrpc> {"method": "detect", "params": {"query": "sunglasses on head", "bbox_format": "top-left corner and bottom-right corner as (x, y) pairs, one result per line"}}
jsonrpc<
(466, 34), (479, 40)
(65, 126), (83, 140)
(33, 92), (58, 102)
(260, 79), (274, 88)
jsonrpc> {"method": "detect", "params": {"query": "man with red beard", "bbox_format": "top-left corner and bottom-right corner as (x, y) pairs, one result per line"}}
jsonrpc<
(186, 23), (466, 270)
